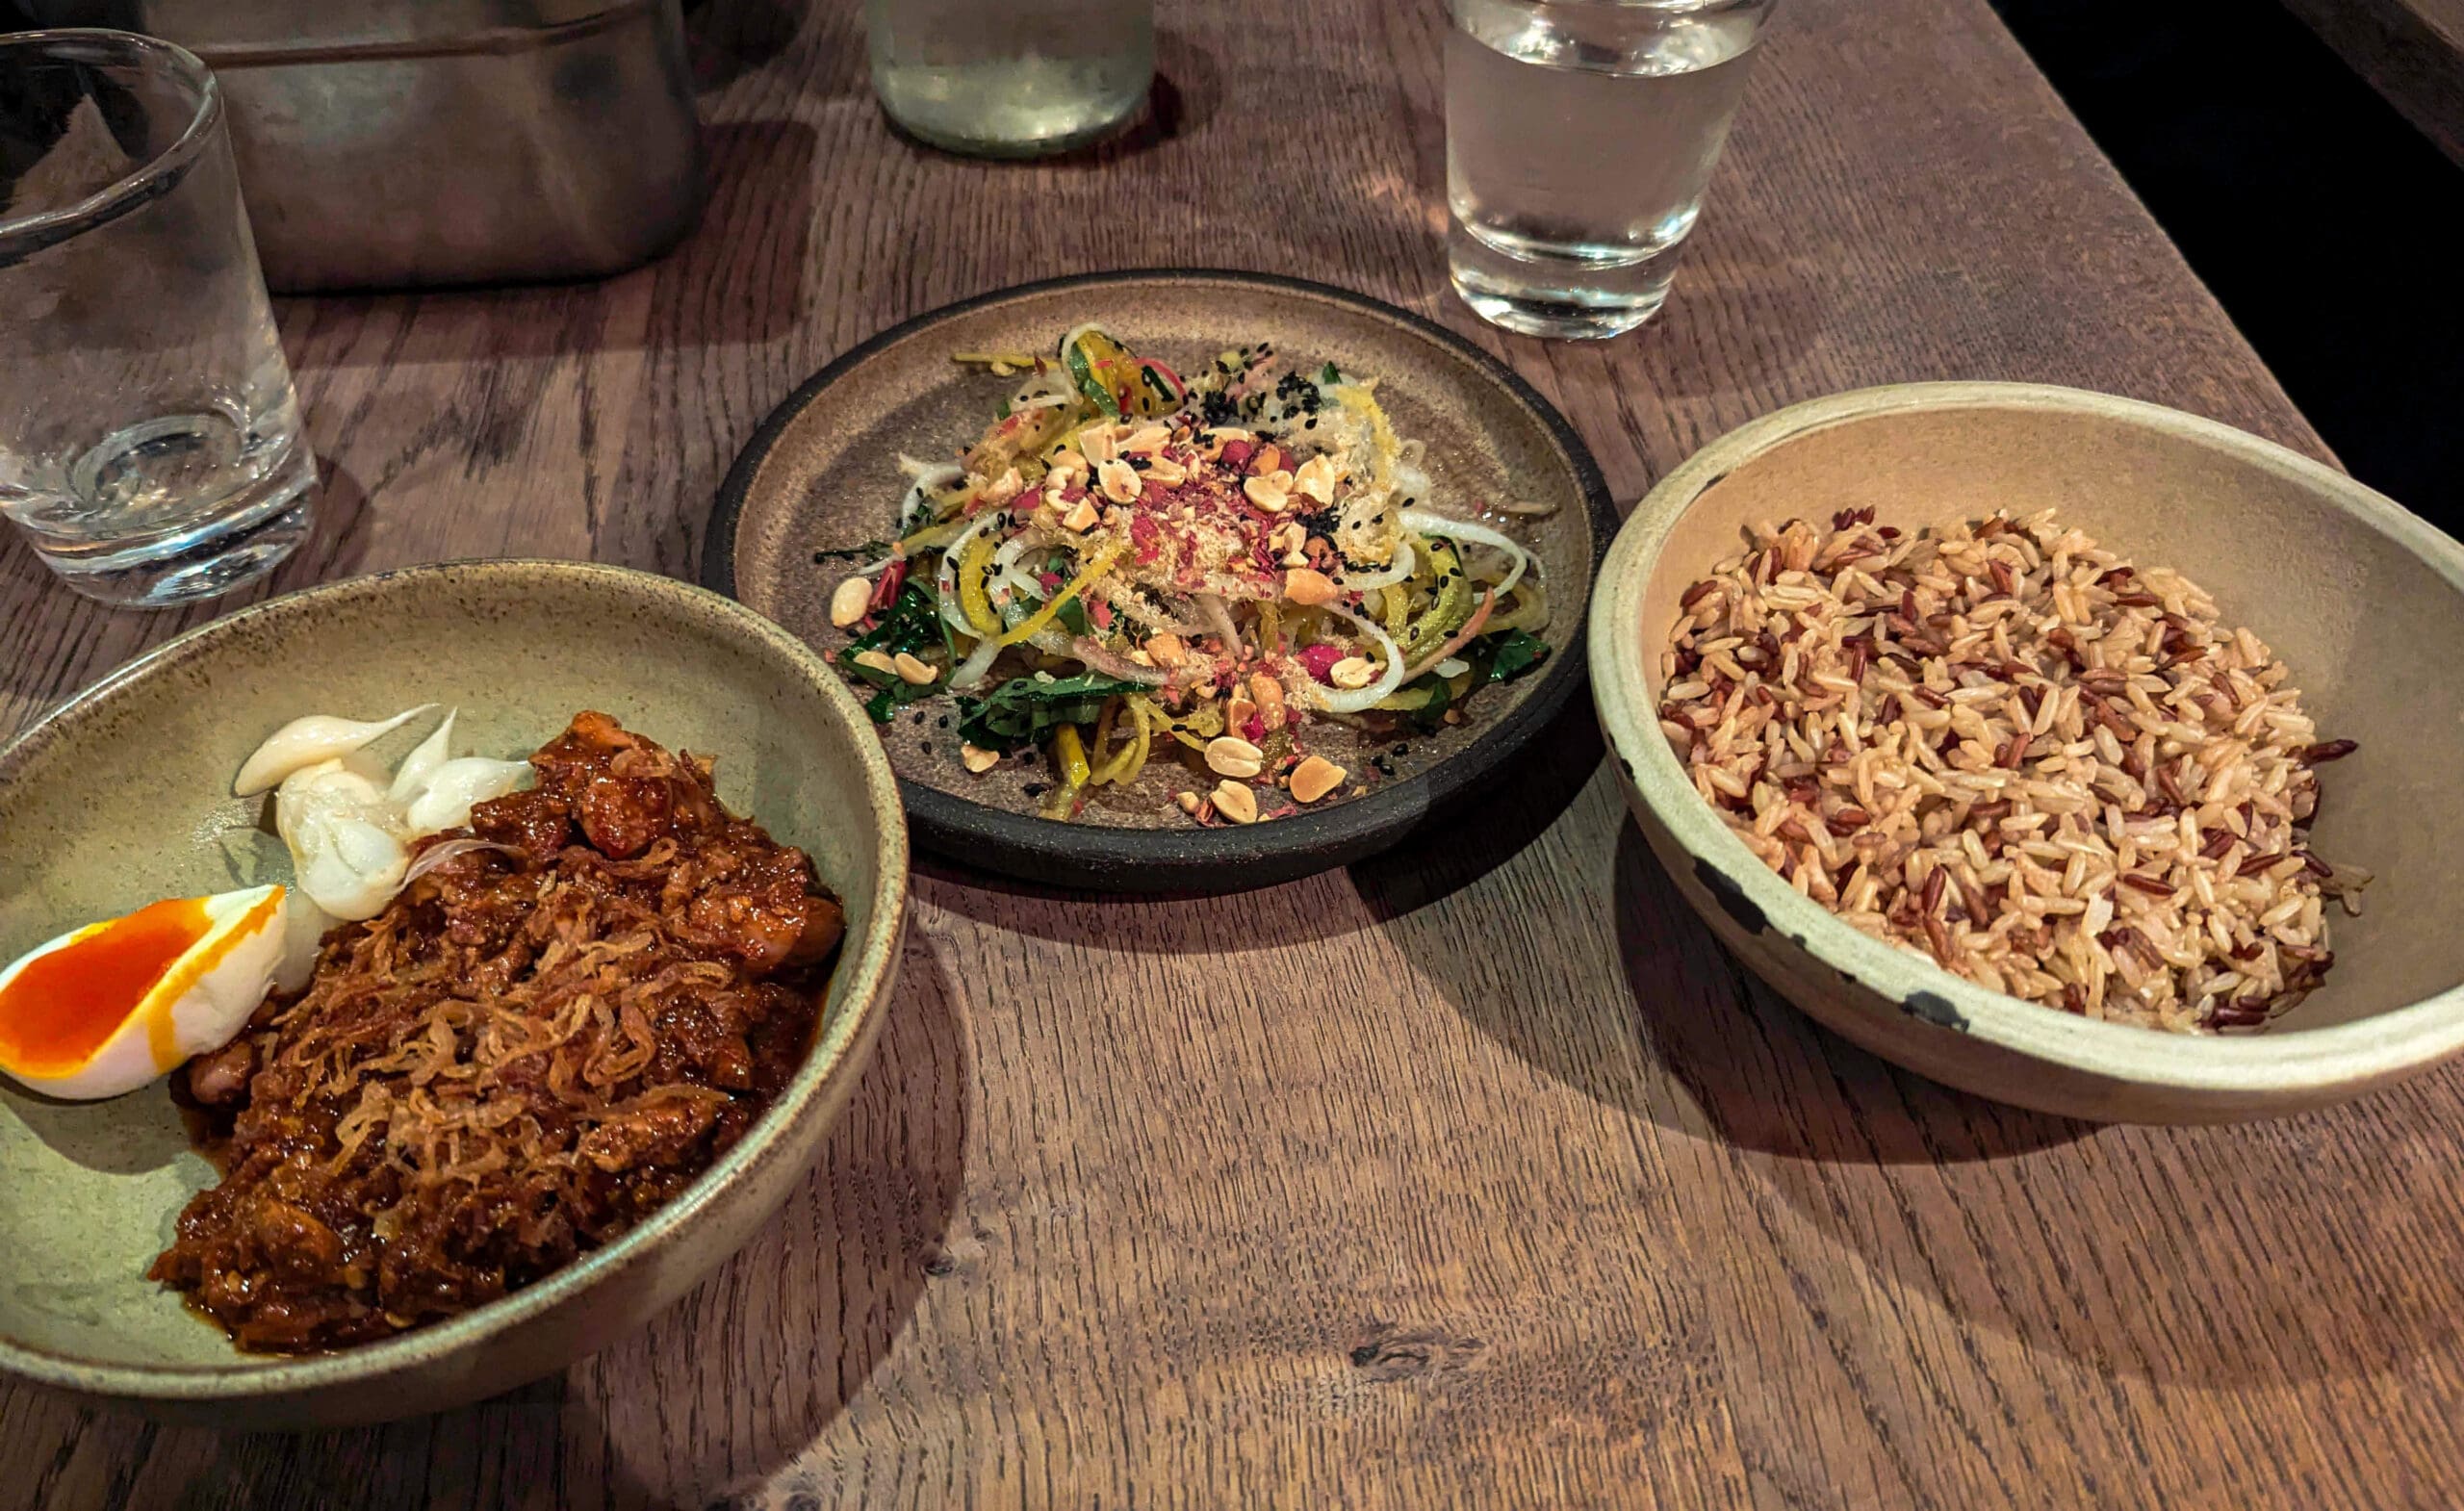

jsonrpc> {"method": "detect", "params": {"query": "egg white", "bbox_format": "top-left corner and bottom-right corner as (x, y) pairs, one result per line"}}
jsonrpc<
(0, 884), (288, 1101)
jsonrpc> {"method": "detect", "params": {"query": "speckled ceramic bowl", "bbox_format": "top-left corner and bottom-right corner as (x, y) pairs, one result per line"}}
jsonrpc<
(708, 269), (1614, 893)
(1592, 383), (2464, 1123)
(0, 560), (907, 1427)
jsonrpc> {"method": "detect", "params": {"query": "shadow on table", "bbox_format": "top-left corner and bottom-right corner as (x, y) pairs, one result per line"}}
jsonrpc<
(1602, 824), (2464, 1389)
(151, 935), (967, 1510)
(279, 118), (821, 369)
(1607, 823), (2090, 1165)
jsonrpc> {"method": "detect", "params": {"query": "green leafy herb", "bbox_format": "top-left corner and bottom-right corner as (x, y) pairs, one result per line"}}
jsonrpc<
(1320, 361), (1343, 385)
(1395, 629), (1552, 730)
(839, 581), (949, 722)
(810, 538), (890, 565)
(1475, 628), (1551, 684)
(957, 672), (1144, 752)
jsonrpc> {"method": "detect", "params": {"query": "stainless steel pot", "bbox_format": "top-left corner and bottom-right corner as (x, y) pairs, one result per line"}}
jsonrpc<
(27, 0), (706, 291)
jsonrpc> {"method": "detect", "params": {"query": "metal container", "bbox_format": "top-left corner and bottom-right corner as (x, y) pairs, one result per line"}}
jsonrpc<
(27, 0), (706, 292)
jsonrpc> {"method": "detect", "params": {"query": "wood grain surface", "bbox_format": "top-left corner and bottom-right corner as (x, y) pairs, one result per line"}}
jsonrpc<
(5, 0), (2458, 1505)
(2281, 0), (2464, 167)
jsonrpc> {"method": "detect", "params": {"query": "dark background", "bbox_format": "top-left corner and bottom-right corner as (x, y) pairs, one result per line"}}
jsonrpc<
(1989, 0), (2464, 536)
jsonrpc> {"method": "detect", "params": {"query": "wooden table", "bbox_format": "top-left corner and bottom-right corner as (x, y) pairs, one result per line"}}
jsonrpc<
(6, 0), (2458, 1505)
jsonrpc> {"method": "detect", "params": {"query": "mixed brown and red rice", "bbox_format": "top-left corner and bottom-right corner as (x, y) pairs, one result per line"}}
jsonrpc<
(1657, 507), (2369, 1034)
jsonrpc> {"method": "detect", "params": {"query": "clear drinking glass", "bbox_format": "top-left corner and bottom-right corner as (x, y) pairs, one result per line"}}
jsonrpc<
(1447, 0), (1776, 340)
(0, 29), (314, 608)
(866, 0), (1154, 158)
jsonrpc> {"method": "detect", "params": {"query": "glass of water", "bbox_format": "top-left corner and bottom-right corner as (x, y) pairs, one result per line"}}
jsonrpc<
(1447, 0), (1776, 340)
(0, 29), (314, 608)
(866, 0), (1154, 158)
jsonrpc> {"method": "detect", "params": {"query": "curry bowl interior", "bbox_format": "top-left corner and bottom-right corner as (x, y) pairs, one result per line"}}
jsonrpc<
(0, 562), (901, 1400)
(1631, 393), (2464, 1035)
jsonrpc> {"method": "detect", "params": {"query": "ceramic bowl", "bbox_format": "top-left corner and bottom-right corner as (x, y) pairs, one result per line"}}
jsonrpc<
(1590, 382), (2464, 1123)
(0, 561), (907, 1427)
(708, 269), (1614, 893)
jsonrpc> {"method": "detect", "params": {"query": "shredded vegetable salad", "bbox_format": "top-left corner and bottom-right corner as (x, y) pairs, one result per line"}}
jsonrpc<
(818, 325), (1553, 824)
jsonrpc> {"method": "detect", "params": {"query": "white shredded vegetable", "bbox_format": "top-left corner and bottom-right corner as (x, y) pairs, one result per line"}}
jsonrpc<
(1399, 508), (1535, 597)
(1303, 603), (1409, 713)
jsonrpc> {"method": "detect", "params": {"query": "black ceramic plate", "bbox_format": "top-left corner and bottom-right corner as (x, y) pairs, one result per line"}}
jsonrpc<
(706, 269), (1613, 892)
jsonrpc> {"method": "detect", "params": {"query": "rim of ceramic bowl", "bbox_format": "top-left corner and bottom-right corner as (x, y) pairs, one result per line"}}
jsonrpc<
(0, 559), (909, 1403)
(1590, 381), (2464, 1095)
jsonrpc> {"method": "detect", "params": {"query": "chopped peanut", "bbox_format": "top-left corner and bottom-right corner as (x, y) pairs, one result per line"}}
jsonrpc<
(961, 743), (1000, 774)
(1248, 672), (1287, 731)
(1098, 459), (1141, 503)
(1062, 498), (1101, 532)
(1328, 656), (1376, 690)
(853, 649), (897, 676)
(1205, 736), (1265, 780)
(1146, 632), (1187, 668)
(1290, 756), (1346, 804)
(892, 652), (937, 686)
(1211, 780), (1259, 825)
(830, 576), (872, 628)
(1283, 567), (1337, 606)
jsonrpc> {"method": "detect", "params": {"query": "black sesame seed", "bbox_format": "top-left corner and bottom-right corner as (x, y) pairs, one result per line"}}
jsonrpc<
(1022, 781), (1046, 797)
(920, 742), (933, 756)
(1395, 744), (1412, 756)
(937, 715), (950, 729)
(911, 710), (928, 726)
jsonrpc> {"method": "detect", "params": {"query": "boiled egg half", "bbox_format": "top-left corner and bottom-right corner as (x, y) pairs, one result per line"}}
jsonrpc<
(0, 884), (286, 1101)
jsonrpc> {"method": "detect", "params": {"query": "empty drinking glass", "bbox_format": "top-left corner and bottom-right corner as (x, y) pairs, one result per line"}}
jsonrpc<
(1447, 0), (1776, 339)
(1, 29), (315, 607)
(866, 0), (1154, 158)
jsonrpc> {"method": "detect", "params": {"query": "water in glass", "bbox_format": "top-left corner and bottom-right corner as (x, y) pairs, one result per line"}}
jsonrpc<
(0, 32), (314, 607)
(867, 0), (1154, 158)
(1448, 0), (1773, 339)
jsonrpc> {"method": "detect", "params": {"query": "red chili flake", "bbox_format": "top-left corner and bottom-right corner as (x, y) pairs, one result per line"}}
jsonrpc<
(1037, 571), (1064, 594)
(1243, 714), (1267, 744)
(1218, 439), (1254, 469)
(1090, 599), (1114, 630)
(1298, 644), (1343, 682)
(867, 557), (909, 614)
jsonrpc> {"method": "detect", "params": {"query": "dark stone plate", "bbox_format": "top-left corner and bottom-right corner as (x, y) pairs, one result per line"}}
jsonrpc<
(707, 269), (1613, 893)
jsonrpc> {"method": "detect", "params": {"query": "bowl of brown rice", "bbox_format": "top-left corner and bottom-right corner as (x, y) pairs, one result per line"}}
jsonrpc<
(1590, 382), (2464, 1122)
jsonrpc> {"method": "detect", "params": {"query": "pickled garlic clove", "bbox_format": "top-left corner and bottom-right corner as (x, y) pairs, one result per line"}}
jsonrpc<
(273, 758), (394, 852)
(404, 757), (532, 836)
(234, 705), (436, 797)
(295, 814), (409, 921)
(386, 708), (459, 804)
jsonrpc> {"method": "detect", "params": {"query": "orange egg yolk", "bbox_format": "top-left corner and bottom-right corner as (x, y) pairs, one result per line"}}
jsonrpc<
(0, 897), (217, 1076)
